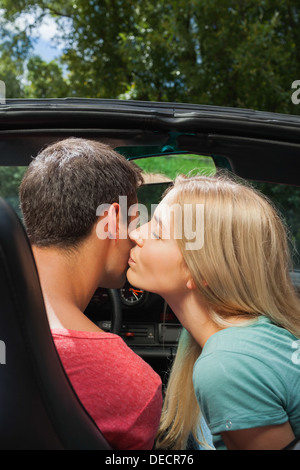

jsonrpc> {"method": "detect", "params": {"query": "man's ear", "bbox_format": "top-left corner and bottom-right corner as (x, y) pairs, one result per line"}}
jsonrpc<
(107, 203), (120, 239)
(95, 203), (120, 240)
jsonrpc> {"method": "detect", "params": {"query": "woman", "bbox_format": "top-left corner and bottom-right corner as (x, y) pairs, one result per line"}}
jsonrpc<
(127, 174), (300, 450)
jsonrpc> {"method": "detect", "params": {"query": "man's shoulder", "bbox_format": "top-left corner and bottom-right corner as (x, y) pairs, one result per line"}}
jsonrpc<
(52, 328), (161, 383)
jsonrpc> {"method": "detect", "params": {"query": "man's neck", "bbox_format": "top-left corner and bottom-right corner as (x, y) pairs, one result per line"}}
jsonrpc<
(32, 244), (103, 332)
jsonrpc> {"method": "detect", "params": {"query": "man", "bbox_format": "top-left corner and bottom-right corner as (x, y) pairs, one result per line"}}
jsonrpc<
(19, 137), (162, 450)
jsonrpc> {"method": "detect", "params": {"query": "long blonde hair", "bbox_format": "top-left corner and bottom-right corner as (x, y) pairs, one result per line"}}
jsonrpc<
(156, 173), (300, 450)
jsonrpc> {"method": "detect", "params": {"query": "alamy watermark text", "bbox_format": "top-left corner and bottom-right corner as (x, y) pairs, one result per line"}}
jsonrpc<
(0, 81), (6, 104)
(0, 340), (6, 364)
(96, 197), (205, 250)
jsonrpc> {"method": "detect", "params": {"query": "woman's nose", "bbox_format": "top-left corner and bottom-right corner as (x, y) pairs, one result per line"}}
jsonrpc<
(129, 226), (144, 246)
(129, 222), (149, 246)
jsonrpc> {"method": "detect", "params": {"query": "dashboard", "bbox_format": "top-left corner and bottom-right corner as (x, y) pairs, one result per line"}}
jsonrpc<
(85, 281), (182, 383)
(85, 272), (300, 385)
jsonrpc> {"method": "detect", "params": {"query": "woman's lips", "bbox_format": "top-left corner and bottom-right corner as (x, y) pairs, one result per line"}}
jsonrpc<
(128, 251), (136, 265)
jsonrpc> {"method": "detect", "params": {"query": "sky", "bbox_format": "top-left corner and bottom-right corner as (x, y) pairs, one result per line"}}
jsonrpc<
(7, 10), (66, 62)
(33, 36), (61, 61)
(31, 15), (66, 61)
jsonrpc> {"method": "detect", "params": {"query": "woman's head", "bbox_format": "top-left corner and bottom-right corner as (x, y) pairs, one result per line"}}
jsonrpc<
(165, 173), (298, 328)
(130, 172), (300, 333)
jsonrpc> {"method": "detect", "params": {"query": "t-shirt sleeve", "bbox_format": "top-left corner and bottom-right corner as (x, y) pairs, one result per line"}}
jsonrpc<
(193, 351), (288, 435)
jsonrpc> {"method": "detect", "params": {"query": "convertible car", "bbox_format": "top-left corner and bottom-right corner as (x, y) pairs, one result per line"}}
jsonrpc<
(0, 98), (299, 450)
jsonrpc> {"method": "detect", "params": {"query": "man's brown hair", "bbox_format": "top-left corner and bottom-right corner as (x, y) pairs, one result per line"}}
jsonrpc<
(19, 137), (143, 248)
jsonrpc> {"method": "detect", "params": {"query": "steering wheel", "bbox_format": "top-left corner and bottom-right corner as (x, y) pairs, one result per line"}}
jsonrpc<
(107, 289), (123, 335)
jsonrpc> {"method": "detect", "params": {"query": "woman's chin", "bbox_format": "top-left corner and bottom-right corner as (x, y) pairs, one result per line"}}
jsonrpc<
(126, 269), (139, 287)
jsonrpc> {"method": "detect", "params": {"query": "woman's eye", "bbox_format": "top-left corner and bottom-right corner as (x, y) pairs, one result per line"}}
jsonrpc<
(151, 231), (160, 239)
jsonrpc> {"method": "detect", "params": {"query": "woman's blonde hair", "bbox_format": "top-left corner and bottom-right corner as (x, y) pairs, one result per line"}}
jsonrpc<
(156, 173), (300, 450)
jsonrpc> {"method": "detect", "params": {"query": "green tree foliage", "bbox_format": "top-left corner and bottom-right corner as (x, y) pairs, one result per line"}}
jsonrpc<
(0, 17), (32, 97)
(24, 56), (70, 97)
(193, 0), (300, 112)
(0, 0), (300, 111)
(0, 166), (27, 216)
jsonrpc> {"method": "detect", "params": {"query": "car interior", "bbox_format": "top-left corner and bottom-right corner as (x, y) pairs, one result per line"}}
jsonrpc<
(0, 98), (300, 449)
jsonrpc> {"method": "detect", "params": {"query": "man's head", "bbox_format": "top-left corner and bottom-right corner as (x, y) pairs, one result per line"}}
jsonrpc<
(19, 137), (143, 250)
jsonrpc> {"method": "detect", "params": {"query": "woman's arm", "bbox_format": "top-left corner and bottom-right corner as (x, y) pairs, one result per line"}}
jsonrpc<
(221, 421), (295, 450)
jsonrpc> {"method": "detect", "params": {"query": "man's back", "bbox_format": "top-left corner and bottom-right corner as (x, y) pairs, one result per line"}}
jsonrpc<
(52, 328), (162, 450)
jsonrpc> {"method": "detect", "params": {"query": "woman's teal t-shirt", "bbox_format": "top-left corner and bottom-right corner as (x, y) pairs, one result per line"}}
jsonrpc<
(193, 316), (300, 449)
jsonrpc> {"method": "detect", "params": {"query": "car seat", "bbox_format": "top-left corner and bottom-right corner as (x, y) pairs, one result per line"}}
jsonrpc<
(0, 198), (112, 449)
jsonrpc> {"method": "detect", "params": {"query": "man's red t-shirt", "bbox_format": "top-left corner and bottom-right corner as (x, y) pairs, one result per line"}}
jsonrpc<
(52, 329), (162, 450)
